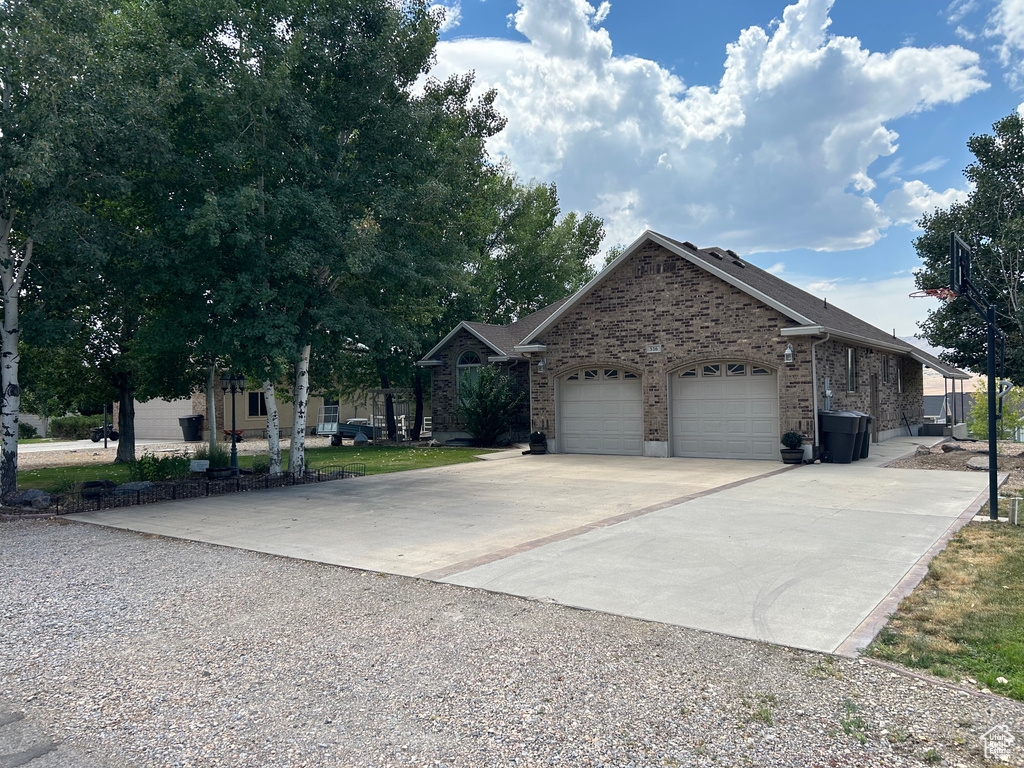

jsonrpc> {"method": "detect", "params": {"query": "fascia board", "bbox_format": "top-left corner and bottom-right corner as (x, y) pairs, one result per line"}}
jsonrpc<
(512, 344), (547, 353)
(906, 350), (971, 379)
(781, 324), (965, 377)
(415, 360), (442, 367)
(780, 325), (908, 354)
(420, 322), (505, 361)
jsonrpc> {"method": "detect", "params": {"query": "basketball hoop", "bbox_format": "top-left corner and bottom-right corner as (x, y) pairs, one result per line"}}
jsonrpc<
(909, 287), (958, 301)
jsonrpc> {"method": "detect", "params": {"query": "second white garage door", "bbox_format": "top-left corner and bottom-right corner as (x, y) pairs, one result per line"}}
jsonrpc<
(672, 361), (779, 460)
(559, 368), (643, 455)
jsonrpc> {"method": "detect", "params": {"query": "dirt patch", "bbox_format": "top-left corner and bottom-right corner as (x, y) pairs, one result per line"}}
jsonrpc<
(888, 439), (1024, 495)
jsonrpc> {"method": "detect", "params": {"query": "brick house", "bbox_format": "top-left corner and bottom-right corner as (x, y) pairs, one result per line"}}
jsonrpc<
(419, 231), (968, 459)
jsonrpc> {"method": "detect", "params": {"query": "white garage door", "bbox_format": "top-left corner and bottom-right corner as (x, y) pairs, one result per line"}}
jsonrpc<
(133, 398), (194, 440)
(559, 368), (643, 455)
(672, 361), (778, 460)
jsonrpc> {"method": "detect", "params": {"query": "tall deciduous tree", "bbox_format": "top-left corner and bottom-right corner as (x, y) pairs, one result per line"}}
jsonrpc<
(0, 0), (118, 491)
(915, 113), (1024, 384)
(474, 172), (604, 325)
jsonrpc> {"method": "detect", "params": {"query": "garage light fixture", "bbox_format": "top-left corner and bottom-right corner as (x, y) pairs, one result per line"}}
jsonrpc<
(537, 358), (547, 372)
(784, 344), (794, 363)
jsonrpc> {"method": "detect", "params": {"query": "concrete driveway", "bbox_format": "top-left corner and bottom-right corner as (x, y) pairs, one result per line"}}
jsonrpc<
(72, 437), (990, 654)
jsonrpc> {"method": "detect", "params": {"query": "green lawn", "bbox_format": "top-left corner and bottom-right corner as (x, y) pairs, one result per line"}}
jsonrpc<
(867, 520), (1024, 701)
(17, 444), (495, 493)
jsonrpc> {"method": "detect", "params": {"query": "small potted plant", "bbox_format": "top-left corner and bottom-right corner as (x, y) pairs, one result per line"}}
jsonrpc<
(528, 431), (548, 455)
(780, 431), (805, 464)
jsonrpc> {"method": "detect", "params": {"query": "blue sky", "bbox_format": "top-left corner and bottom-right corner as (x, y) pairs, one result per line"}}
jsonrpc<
(423, 0), (1024, 338)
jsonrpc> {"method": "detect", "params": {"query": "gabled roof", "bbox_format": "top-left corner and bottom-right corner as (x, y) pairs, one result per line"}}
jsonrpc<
(517, 230), (970, 380)
(419, 297), (572, 362)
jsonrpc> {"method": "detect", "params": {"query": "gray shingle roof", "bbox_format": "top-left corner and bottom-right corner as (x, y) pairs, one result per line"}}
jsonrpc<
(463, 298), (573, 357)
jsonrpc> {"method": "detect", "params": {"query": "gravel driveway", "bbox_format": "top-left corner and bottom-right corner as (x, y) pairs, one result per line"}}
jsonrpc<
(2, 520), (1021, 767)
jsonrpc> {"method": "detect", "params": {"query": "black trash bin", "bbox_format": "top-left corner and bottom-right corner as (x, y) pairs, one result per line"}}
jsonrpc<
(818, 410), (860, 464)
(848, 411), (869, 462)
(179, 414), (204, 441)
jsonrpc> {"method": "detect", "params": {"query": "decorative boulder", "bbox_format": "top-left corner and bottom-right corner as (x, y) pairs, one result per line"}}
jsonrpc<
(6, 488), (51, 510)
(915, 445), (931, 456)
(967, 457), (990, 471)
(114, 481), (156, 496)
(941, 443), (963, 453)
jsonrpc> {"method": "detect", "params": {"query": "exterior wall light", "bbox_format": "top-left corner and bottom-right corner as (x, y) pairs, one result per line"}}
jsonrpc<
(537, 358), (547, 372)
(784, 343), (794, 363)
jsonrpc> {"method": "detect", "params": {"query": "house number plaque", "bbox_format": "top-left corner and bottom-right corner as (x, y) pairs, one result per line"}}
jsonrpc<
(646, 344), (663, 353)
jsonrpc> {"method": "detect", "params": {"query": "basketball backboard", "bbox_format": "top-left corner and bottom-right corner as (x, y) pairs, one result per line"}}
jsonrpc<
(950, 232), (971, 296)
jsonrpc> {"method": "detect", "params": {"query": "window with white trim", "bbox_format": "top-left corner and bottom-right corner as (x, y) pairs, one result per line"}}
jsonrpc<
(897, 362), (903, 394)
(847, 347), (858, 392)
(456, 351), (482, 401)
(248, 392), (267, 417)
(882, 355), (890, 384)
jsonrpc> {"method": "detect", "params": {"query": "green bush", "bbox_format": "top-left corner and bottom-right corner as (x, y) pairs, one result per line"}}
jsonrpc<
(455, 366), (526, 447)
(50, 414), (104, 440)
(127, 451), (192, 482)
(192, 443), (231, 467)
(251, 455), (271, 475)
(18, 422), (38, 440)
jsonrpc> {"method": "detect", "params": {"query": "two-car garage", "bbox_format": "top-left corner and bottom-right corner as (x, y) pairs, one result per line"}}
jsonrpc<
(558, 361), (779, 461)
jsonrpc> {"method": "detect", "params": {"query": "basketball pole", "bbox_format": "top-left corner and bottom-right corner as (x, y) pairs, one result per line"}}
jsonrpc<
(987, 303), (998, 521)
(950, 231), (1000, 521)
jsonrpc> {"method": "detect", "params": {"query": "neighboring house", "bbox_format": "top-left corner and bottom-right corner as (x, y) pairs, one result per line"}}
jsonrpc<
(127, 388), (372, 441)
(419, 230), (969, 459)
(924, 392), (974, 424)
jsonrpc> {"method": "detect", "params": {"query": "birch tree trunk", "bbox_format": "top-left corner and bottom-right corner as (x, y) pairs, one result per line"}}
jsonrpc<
(263, 380), (282, 474)
(207, 365), (218, 454)
(289, 344), (311, 476)
(0, 227), (31, 498)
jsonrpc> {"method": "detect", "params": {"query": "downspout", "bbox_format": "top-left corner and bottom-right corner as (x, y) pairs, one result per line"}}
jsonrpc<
(810, 333), (831, 450)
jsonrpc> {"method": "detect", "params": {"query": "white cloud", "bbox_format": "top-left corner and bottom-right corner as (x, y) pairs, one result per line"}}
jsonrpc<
(428, 0), (987, 253)
(946, 0), (980, 24)
(906, 156), (949, 175)
(987, 0), (1024, 82)
(430, 2), (462, 33)
(807, 279), (839, 292)
(765, 262), (786, 275)
(881, 180), (970, 226)
(954, 24), (977, 41)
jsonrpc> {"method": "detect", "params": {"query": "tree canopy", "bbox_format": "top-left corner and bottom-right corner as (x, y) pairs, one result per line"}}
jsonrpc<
(915, 112), (1024, 384)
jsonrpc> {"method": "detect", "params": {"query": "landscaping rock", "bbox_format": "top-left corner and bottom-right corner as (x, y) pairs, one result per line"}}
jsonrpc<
(113, 481), (156, 495)
(915, 445), (931, 456)
(941, 442), (963, 452)
(967, 456), (991, 471)
(5, 488), (51, 509)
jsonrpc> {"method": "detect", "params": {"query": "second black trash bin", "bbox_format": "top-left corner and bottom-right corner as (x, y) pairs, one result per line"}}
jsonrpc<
(848, 411), (869, 461)
(860, 414), (873, 458)
(818, 410), (860, 464)
(179, 414), (204, 442)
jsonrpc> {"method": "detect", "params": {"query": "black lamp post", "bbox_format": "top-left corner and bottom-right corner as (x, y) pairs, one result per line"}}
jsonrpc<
(220, 373), (246, 476)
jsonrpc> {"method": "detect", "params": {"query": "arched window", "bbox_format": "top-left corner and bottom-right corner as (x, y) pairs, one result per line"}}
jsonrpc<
(456, 351), (482, 399)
